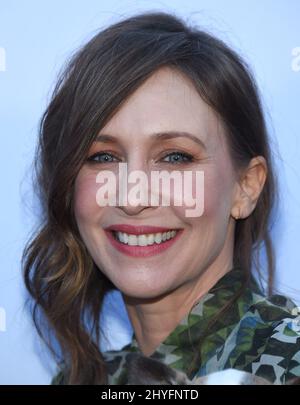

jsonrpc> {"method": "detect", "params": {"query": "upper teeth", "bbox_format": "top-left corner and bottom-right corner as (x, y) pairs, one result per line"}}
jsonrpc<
(115, 230), (177, 246)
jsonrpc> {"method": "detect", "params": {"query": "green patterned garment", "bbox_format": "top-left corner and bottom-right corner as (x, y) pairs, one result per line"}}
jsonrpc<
(52, 267), (300, 385)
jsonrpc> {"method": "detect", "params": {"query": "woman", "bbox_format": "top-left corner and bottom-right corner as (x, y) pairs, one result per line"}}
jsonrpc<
(23, 11), (300, 385)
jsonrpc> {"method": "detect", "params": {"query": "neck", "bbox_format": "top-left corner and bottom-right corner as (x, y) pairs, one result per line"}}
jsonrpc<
(122, 257), (234, 357)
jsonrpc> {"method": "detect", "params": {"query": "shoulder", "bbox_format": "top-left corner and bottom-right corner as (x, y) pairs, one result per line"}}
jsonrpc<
(50, 345), (133, 385)
(242, 292), (300, 343)
(103, 345), (136, 385)
(232, 292), (300, 383)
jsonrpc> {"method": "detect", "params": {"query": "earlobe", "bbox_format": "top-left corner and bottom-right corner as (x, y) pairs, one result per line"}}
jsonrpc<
(231, 206), (241, 220)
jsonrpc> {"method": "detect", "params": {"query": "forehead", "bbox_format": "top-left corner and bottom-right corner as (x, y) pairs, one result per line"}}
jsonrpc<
(99, 66), (224, 150)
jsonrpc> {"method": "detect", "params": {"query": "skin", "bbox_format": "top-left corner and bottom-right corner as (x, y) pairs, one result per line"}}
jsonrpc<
(74, 66), (267, 356)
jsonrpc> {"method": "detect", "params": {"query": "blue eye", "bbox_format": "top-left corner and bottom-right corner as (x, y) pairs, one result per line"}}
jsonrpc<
(162, 152), (194, 164)
(87, 152), (119, 163)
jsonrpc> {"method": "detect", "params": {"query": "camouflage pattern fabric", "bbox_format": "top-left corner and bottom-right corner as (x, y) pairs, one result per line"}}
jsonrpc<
(52, 267), (300, 385)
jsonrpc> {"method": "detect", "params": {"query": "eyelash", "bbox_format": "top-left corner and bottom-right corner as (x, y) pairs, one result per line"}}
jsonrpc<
(87, 151), (195, 165)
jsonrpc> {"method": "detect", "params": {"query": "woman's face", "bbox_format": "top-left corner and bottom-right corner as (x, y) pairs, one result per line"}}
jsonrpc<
(74, 67), (239, 299)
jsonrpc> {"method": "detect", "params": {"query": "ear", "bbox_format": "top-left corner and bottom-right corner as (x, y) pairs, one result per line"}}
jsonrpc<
(231, 156), (267, 220)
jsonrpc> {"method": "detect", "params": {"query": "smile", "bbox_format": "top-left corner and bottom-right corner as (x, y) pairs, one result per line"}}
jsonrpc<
(104, 225), (183, 257)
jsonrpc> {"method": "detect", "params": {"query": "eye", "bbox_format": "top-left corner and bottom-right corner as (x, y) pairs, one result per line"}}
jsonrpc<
(161, 151), (194, 164)
(87, 152), (119, 163)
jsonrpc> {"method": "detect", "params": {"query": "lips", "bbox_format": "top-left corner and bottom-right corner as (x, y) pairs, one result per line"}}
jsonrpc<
(104, 224), (184, 257)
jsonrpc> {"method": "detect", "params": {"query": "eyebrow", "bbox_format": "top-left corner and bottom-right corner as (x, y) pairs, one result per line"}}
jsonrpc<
(95, 131), (206, 150)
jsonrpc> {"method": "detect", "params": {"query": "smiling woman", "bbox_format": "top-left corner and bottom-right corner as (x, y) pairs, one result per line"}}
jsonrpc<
(22, 11), (300, 385)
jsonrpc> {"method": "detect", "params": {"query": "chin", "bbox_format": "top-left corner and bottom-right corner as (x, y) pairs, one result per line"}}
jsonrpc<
(116, 280), (173, 301)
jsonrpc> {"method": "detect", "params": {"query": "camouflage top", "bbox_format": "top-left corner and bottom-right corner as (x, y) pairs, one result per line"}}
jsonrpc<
(52, 267), (300, 385)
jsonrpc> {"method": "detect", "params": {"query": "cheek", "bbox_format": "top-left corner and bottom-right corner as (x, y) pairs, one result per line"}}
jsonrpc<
(172, 165), (234, 223)
(203, 149), (236, 219)
(203, 169), (231, 217)
(74, 171), (100, 224)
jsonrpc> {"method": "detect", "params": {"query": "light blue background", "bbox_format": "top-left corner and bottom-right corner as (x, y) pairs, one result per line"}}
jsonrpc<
(0, 0), (299, 384)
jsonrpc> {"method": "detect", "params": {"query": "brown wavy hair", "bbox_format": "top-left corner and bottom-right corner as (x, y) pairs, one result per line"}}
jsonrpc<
(23, 11), (278, 384)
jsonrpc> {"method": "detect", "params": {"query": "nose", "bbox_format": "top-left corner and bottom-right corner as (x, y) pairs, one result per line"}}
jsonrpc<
(119, 203), (150, 216)
(117, 159), (154, 216)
